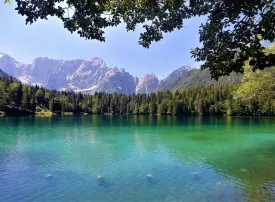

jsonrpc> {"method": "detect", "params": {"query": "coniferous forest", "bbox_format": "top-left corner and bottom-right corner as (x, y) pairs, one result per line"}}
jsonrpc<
(0, 64), (275, 116)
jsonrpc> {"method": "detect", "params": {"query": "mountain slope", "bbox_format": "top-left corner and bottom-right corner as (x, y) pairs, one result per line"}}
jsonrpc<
(172, 68), (242, 90)
(94, 68), (137, 94)
(0, 69), (9, 77)
(0, 53), (23, 78)
(157, 66), (193, 91)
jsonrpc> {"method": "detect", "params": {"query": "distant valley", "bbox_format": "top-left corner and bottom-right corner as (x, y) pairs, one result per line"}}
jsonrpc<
(0, 53), (242, 94)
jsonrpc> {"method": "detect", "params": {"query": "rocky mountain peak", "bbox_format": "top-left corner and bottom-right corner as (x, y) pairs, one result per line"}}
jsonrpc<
(0, 53), (22, 78)
(0, 53), (14, 61)
(0, 52), (207, 94)
(179, 66), (193, 72)
(136, 73), (159, 94)
(34, 56), (51, 61)
(143, 73), (157, 80)
(119, 68), (125, 73)
(75, 60), (100, 73)
(105, 67), (119, 78)
(89, 56), (103, 61)
(88, 57), (106, 68)
(0, 53), (8, 58)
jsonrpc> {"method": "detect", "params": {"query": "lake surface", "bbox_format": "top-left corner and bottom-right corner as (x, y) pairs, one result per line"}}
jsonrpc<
(0, 116), (275, 202)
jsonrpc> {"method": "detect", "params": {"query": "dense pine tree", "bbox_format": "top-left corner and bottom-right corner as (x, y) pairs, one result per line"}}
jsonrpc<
(0, 66), (275, 116)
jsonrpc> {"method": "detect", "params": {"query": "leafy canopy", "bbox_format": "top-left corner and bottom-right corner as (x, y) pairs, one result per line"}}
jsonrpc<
(4, 0), (275, 78)
(234, 44), (275, 101)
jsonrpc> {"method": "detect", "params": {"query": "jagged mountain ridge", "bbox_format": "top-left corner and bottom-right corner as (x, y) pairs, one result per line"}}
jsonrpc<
(0, 53), (165, 94)
(136, 74), (159, 94)
(0, 53), (242, 94)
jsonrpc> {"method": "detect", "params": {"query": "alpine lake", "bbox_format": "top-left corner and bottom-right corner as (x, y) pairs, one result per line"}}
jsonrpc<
(0, 115), (275, 202)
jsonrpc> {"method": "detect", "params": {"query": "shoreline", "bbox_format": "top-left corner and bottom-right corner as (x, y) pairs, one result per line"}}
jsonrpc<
(1, 112), (275, 118)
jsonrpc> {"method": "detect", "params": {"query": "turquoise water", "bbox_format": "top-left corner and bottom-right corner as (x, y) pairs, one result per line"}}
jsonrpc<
(0, 116), (275, 202)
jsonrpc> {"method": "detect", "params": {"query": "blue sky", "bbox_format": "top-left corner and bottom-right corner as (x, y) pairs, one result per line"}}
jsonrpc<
(0, 2), (204, 79)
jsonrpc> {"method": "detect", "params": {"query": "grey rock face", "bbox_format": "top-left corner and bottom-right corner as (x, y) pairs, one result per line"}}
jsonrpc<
(96, 68), (136, 94)
(0, 53), (151, 93)
(0, 53), (22, 78)
(136, 73), (159, 94)
(69, 59), (109, 90)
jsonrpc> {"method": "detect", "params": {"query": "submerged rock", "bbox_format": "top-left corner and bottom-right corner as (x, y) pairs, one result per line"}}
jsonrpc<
(191, 171), (201, 181)
(97, 174), (108, 186)
(240, 168), (248, 173)
(45, 173), (53, 178)
(216, 181), (222, 186)
(146, 174), (158, 184)
(146, 174), (153, 182)
(191, 171), (199, 176)
(97, 174), (105, 181)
